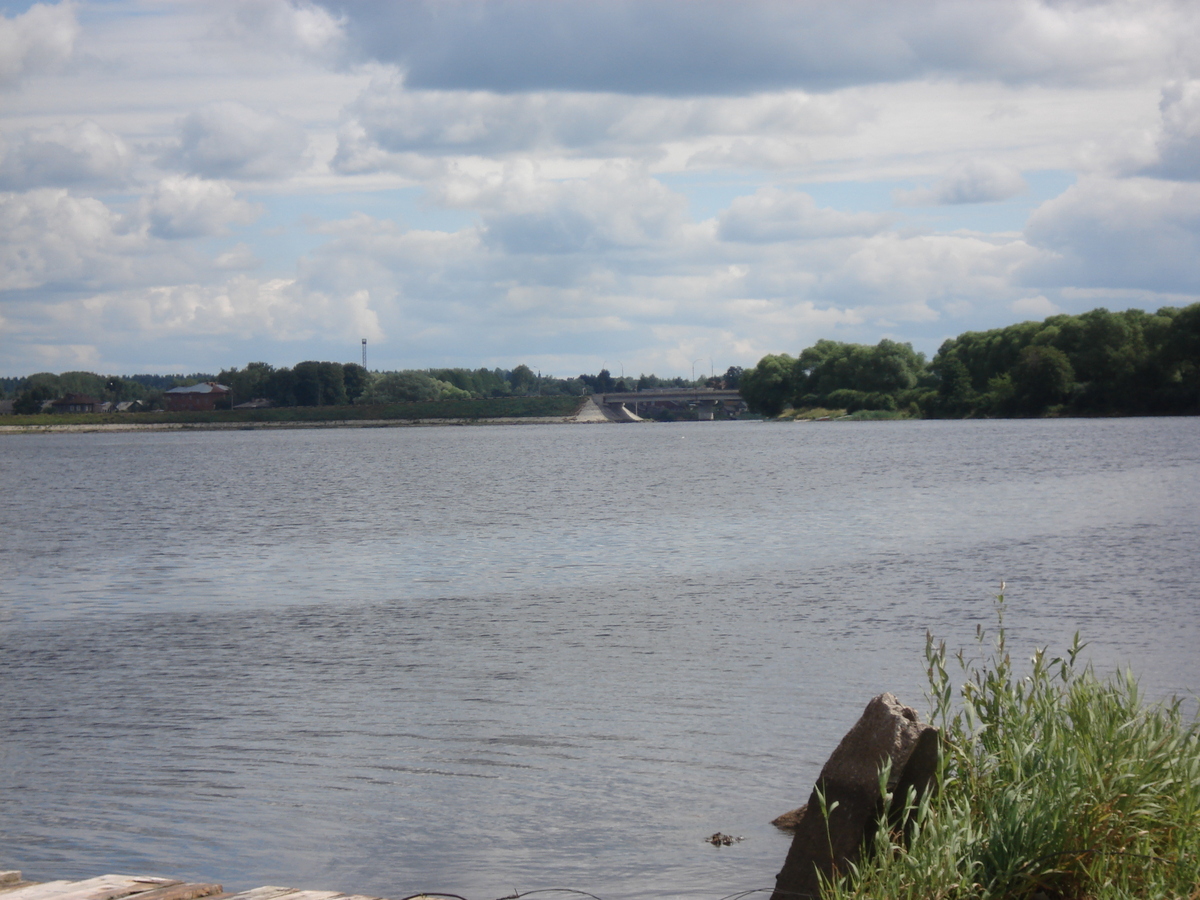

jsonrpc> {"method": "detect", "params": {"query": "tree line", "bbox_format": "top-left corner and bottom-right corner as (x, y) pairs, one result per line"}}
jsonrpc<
(3, 361), (741, 413)
(739, 303), (1200, 418)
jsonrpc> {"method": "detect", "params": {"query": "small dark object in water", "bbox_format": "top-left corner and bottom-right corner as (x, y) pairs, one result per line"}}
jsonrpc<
(707, 832), (743, 846)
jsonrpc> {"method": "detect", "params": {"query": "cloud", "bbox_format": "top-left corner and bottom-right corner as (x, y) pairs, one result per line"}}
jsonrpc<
(894, 160), (1028, 205)
(334, 0), (1193, 95)
(1143, 80), (1200, 181)
(0, 121), (133, 190)
(0, 189), (142, 291)
(814, 231), (1038, 316)
(6, 276), (383, 353)
(142, 176), (261, 239)
(0, 2), (78, 86)
(333, 72), (863, 170)
(209, 0), (345, 62)
(1022, 177), (1200, 293)
(718, 187), (891, 242)
(163, 102), (310, 180)
(434, 162), (690, 254)
(102, 277), (381, 342)
(1010, 294), (1061, 318)
(268, 177), (1047, 372)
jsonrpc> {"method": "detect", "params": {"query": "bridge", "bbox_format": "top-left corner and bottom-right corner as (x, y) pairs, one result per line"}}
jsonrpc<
(592, 388), (746, 421)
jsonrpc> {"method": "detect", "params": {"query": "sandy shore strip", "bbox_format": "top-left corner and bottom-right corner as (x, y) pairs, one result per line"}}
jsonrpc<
(0, 416), (605, 435)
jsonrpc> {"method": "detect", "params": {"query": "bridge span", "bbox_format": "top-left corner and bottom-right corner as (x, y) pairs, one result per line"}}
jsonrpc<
(593, 388), (746, 421)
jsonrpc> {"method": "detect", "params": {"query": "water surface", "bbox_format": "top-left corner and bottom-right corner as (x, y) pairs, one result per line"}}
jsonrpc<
(2, 418), (1198, 900)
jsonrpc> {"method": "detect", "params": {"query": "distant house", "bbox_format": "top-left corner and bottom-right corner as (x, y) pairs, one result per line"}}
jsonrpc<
(51, 393), (101, 413)
(0, 399), (13, 415)
(164, 382), (231, 411)
(115, 400), (144, 412)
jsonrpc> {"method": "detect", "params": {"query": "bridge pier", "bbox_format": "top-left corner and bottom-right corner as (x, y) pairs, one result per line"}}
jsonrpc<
(591, 389), (746, 421)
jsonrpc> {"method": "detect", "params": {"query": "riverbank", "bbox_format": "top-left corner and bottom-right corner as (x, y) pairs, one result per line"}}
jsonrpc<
(823, 607), (1200, 900)
(0, 416), (583, 434)
(0, 395), (593, 433)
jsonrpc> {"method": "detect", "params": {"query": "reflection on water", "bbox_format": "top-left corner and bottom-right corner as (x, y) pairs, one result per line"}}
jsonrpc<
(2, 419), (1198, 899)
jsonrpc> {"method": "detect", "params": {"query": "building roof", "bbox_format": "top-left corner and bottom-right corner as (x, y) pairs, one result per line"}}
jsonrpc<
(165, 382), (231, 395)
(51, 393), (101, 406)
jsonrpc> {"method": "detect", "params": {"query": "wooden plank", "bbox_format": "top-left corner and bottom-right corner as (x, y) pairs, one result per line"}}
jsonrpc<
(92, 880), (181, 900)
(129, 885), (222, 900)
(0, 881), (78, 900)
(52, 877), (178, 900)
(0, 876), (402, 900)
(3, 876), (178, 900)
(0, 875), (37, 898)
(220, 887), (298, 900)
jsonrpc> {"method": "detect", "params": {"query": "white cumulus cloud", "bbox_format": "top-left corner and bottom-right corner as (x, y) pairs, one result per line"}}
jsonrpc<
(142, 176), (261, 239)
(0, 2), (78, 86)
(718, 188), (891, 242)
(334, 0), (1195, 95)
(0, 189), (141, 291)
(334, 71), (865, 169)
(163, 102), (310, 180)
(1144, 80), (1200, 181)
(0, 121), (133, 190)
(894, 160), (1028, 205)
(210, 0), (345, 61)
(1022, 177), (1200, 293)
(439, 163), (690, 254)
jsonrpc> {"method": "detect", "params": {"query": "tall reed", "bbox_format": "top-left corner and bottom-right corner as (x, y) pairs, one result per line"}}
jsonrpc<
(825, 599), (1200, 900)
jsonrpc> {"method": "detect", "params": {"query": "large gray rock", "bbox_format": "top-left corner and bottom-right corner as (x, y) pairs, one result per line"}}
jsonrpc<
(770, 693), (939, 900)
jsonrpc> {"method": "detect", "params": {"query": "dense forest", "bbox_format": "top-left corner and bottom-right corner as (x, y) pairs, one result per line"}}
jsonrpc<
(1, 361), (724, 414)
(9, 303), (1195, 419)
(740, 303), (1200, 418)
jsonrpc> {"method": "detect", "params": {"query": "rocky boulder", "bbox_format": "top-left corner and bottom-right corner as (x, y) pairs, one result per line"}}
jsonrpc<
(769, 693), (939, 900)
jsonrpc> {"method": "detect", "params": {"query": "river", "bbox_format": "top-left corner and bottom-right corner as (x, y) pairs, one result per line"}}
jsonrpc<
(2, 418), (1198, 900)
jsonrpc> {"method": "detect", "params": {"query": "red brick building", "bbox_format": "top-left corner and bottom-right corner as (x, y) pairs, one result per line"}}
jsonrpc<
(163, 382), (231, 411)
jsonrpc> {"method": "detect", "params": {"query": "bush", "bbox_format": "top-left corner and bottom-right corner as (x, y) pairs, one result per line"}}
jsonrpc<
(826, 600), (1200, 900)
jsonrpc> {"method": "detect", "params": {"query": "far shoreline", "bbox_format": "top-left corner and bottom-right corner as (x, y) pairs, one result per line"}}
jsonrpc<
(0, 415), (592, 435)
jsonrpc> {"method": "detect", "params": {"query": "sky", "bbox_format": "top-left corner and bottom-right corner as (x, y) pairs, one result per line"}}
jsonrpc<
(2, 0), (1199, 379)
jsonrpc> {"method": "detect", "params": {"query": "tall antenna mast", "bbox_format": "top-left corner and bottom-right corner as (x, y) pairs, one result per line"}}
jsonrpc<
(361, 338), (367, 369)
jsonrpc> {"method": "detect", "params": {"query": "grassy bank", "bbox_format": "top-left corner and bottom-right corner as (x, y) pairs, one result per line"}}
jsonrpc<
(0, 395), (583, 428)
(827, 602), (1200, 900)
(780, 407), (915, 421)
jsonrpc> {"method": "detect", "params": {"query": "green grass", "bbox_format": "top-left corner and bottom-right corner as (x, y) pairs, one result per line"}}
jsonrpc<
(785, 407), (848, 420)
(825, 600), (1200, 900)
(0, 395), (583, 427)
(782, 407), (914, 421)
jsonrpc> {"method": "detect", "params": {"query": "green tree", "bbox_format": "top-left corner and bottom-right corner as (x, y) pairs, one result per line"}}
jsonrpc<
(342, 363), (370, 403)
(739, 353), (796, 416)
(509, 364), (538, 395)
(13, 383), (55, 414)
(293, 361), (347, 406)
(218, 362), (275, 405)
(793, 339), (926, 408)
(57, 371), (107, 397)
(360, 371), (446, 403)
(932, 355), (976, 416)
(1011, 345), (1075, 415)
